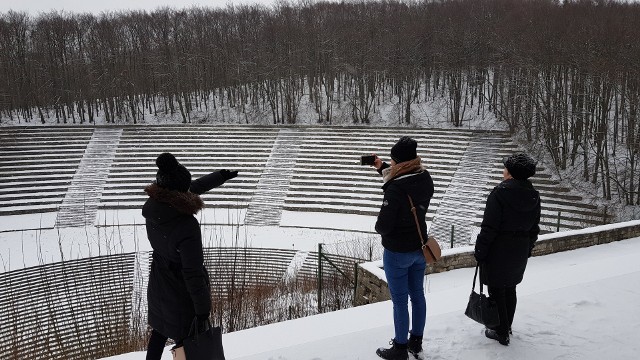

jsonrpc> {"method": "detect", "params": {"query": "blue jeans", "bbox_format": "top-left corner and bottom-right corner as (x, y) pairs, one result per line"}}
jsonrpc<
(383, 249), (427, 344)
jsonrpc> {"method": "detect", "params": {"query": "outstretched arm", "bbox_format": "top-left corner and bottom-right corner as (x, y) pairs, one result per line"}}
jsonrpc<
(190, 170), (238, 195)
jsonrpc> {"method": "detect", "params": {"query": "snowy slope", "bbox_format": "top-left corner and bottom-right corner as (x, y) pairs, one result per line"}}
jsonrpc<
(102, 236), (640, 360)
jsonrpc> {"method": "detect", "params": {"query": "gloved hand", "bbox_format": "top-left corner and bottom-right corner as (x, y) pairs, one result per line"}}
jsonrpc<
(220, 169), (238, 180)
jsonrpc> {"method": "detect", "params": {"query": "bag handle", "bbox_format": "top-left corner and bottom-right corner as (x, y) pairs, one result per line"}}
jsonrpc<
(472, 264), (485, 295)
(407, 195), (436, 260)
(189, 317), (212, 342)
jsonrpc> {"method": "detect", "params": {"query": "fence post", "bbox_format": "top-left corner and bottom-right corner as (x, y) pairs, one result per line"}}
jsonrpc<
(603, 205), (608, 225)
(353, 262), (359, 307)
(557, 211), (561, 232)
(318, 243), (323, 313)
(450, 224), (455, 248)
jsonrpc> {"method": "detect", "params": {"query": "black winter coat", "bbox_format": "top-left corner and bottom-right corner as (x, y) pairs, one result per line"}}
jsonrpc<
(142, 171), (227, 340)
(375, 168), (435, 253)
(474, 178), (541, 287)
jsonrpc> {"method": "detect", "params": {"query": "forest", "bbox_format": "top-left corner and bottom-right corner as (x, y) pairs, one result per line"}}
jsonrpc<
(0, 0), (639, 206)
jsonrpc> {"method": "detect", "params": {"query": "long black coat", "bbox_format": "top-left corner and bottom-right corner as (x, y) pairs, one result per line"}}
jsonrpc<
(375, 169), (435, 253)
(474, 179), (541, 287)
(142, 171), (227, 340)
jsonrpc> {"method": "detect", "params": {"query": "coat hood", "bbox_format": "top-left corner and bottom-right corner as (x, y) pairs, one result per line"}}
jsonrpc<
(142, 183), (204, 224)
(494, 179), (540, 212)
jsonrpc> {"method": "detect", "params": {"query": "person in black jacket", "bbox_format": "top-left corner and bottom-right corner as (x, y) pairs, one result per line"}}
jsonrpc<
(372, 136), (435, 360)
(474, 153), (541, 346)
(142, 152), (237, 360)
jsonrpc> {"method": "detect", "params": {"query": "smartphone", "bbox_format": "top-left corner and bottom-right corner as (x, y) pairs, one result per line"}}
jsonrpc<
(360, 155), (376, 166)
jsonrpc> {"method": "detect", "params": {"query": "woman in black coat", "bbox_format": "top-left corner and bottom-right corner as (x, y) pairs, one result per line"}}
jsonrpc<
(373, 137), (435, 360)
(142, 152), (237, 360)
(474, 153), (541, 346)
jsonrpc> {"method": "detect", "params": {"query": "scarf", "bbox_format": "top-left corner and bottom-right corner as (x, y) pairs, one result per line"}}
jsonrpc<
(382, 157), (425, 184)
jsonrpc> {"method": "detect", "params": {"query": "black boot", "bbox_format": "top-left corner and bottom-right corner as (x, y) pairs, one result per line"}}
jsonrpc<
(407, 334), (423, 359)
(376, 340), (408, 360)
(485, 329), (510, 346)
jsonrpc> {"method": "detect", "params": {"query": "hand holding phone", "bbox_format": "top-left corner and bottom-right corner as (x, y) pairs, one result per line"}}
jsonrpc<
(361, 155), (376, 166)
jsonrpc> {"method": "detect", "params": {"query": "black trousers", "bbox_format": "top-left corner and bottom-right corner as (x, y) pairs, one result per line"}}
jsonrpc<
(487, 286), (517, 336)
(146, 329), (168, 360)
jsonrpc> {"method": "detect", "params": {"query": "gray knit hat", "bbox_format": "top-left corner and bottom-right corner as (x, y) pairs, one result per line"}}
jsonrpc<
(503, 153), (537, 180)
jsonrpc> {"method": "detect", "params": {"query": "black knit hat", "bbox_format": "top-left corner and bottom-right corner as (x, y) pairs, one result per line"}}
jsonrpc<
(503, 153), (537, 180)
(155, 153), (191, 192)
(390, 136), (418, 163)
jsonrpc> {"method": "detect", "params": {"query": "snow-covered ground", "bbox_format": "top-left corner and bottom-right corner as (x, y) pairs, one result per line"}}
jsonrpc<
(99, 236), (640, 360)
(0, 210), (382, 271)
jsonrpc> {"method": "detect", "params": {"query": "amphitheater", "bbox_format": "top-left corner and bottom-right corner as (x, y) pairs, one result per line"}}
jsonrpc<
(0, 125), (611, 359)
(0, 125), (608, 233)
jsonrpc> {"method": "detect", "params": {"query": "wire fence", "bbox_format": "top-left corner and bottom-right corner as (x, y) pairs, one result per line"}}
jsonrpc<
(0, 244), (367, 360)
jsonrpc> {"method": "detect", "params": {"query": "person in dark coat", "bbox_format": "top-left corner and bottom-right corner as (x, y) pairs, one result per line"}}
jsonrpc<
(142, 152), (237, 360)
(372, 136), (435, 360)
(474, 152), (541, 346)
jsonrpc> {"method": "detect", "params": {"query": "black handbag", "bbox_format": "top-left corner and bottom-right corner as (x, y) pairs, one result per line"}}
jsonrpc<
(183, 317), (226, 360)
(464, 264), (500, 328)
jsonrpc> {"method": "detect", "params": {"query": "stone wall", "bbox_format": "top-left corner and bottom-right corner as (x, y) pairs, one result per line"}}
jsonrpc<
(354, 220), (640, 306)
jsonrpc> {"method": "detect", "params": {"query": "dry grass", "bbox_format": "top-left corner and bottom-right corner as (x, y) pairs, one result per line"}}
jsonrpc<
(1, 220), (371, 359)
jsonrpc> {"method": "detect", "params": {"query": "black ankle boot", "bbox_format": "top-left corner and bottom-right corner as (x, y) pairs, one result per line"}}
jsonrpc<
(408, 334), (423, 359)
(376, 340), (408, 360)
(485, 329), (510, 346)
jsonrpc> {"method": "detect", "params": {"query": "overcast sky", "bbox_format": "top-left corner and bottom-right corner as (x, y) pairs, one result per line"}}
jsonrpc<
(0, 0), (281, 15)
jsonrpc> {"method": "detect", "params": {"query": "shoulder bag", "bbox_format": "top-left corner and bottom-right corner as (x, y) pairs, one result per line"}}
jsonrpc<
(172, 317), (225, 360)
(407, 195), (442, 264)
(464, 264), (500, 328)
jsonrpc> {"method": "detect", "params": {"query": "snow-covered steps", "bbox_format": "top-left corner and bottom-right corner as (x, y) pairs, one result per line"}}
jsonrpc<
(99, 126), (279, 211)
(283, 128), (478, 219)
(0, 127), (94, 216)
(0, 125), (612, 238)
(55, 128), (122, 227)
(244, 129), (304, 226)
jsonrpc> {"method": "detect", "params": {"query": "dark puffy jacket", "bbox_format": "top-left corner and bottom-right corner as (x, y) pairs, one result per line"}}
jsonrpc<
(142, 171), (227, 340)
(474, 179), (541, 287)
(375, 170), (435, 252)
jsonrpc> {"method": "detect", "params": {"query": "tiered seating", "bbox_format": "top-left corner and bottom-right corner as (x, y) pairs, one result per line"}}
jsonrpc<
(0, 253), (136, 359)
(283, 127), (608, 235)
(205, 247), (297, 294)
(284, 127), (476, 219)
(490, 171), (607, 231)
(0, 127), (94, 216)
(99, 126), (279, 210)
(0, 125), (610, 236)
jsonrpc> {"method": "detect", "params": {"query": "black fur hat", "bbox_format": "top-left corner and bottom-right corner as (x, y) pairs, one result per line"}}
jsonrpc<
(503, 153), (537, 180)
(390, 136), (418, 163)
(155, 153), (191, 192)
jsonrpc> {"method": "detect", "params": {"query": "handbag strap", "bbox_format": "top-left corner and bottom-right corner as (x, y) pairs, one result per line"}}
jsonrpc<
(189, 317), (212, 340)
(472, 264), (485, 295)
(407, 195), (435, 259)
